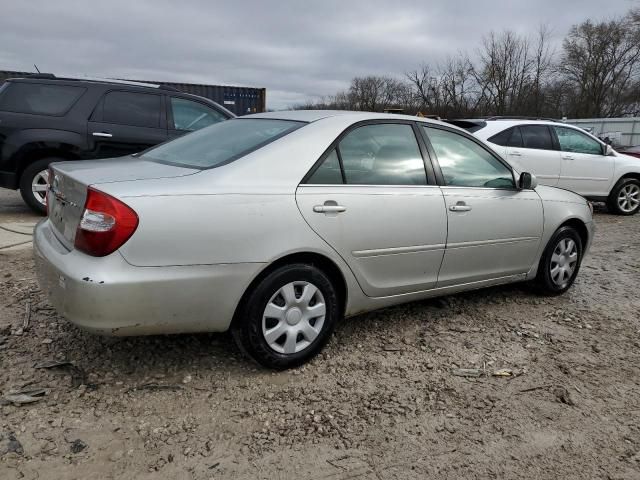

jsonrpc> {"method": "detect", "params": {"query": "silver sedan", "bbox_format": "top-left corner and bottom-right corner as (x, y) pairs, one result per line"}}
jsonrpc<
(34, 111), (594, 368)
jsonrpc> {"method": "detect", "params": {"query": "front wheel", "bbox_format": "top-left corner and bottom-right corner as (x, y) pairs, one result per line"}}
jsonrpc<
(535, 226), (583, 295)
(19, 158), (59, 215)
(232, 264), (341, 369)
(607, 177), (640, 215)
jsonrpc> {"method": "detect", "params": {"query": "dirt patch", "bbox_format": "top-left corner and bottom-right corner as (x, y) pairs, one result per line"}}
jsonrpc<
(1, 210), (639, 479)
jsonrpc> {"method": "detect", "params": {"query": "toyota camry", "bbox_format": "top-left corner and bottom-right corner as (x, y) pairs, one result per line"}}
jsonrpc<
(34, 111), (594, 368)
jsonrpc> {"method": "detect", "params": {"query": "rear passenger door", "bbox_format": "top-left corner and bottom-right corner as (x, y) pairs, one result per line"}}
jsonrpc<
(167, 97), (229, 140)
(492, 125), (561, 186)
(296, 121), (447, 297)
(87, 90), (168, 159)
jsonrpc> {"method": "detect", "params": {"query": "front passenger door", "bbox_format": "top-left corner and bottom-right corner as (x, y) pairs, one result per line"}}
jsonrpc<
(422, 126), (543, 288)
(552, 126), (614, 197)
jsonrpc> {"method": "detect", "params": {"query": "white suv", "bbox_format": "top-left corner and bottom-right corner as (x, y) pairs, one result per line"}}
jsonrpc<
(449, 118), (640, 215)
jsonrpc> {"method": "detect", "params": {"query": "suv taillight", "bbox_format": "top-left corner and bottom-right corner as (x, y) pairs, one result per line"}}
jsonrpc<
(74, 187), (139, 257)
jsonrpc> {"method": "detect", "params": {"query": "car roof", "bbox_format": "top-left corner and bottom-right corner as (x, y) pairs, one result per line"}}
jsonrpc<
(7, 75), (234, 116)
(243, 109), (448, 126)
(469, 118), (576, 139)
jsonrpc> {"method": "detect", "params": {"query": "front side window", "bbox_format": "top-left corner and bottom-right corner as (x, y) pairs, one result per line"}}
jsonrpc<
(170, 97), (227, 131)
(520, 125), (554, 150)
(142, 118), (303, 169)
(553, 126), (603, 155)
(0, 82), (85, 116)
(424, 126), (515, 188)
(337, 124), (426, 185)
(102, 91), (161, 128)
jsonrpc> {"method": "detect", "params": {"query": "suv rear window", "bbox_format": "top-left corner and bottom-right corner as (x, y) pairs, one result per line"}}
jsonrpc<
(0, 82), (85, 116)
(520, 125), (554, 150)
(142, 118), (304, 169)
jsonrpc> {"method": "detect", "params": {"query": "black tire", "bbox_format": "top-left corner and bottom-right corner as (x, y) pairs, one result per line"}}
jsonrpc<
(231, 264), (341, 369)
(535, 226), (583, 295)
(607, 177), (640, 215)
(19, 158), (59, 215)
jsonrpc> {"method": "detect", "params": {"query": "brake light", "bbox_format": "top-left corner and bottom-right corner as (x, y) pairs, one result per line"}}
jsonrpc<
(74, 187), (139, 257)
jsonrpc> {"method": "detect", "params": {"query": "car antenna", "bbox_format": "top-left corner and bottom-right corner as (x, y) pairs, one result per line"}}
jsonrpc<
(34, 64), (41, 73)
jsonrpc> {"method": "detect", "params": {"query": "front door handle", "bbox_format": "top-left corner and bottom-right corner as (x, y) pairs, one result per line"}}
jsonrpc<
(449, 202), (472, 212)
(313, 205), (346, 213)
(92, 132), (113, 138)
(562, 155), (575, 160)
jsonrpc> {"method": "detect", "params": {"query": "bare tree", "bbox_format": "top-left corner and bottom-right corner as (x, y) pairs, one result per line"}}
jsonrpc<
(559, 10), (640, 117)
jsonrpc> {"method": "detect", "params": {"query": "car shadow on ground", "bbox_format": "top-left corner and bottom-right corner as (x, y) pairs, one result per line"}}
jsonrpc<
(48, 281), (539, 383)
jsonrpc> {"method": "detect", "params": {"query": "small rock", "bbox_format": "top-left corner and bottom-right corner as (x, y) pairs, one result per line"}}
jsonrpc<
(1, 432), (24, 456)
(41, 338), (53, 344)
(70, 439), (87, 454)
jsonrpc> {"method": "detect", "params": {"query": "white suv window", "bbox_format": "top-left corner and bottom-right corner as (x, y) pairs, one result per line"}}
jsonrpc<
(554, 126), (603, 155)
(424, 126), (515, 189)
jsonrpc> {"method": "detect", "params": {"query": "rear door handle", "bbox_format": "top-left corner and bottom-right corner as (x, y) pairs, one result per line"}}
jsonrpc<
(449, 203), (472, 212)
(313, 205), (346, 213)
(509, 151), (522, 157)
(92, 132), (113, 138)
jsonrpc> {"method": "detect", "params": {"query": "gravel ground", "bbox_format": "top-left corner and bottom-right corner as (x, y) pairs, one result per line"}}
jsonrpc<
(1, 191), (639, 479)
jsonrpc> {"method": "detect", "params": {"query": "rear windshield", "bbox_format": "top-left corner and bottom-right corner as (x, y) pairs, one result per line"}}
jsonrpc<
(142, 118), (304, 169)
(0, 82), (86, 116)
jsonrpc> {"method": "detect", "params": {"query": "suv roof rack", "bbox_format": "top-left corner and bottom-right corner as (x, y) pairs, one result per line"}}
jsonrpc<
(485, 116), (561, 122)
(17, 73), (163, 89)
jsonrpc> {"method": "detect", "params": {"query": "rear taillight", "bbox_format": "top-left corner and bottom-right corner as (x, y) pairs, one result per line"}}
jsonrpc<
(74, 187), (139, 257)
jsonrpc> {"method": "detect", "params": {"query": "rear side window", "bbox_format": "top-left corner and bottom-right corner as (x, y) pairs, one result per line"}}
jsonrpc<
(142, 118), (303, 169)
(488, 127), (523, 147)
(0, 82), (85, 116)
(307, 149), (343, 184)
(306, 123), (427, 185)
(102, 91), (161, 128)
(339, 124), (426, 185)
(520, 125), (554, 150)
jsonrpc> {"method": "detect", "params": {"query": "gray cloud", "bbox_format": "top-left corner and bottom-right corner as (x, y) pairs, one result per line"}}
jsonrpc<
(0, 0), (635, 109)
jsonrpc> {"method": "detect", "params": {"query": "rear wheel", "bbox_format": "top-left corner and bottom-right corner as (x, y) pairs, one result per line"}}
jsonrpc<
(19, 158), (59, 215)
(607, 177), (640, 215)
(535, 226), (583, 295)
(232, 264), (340, 369)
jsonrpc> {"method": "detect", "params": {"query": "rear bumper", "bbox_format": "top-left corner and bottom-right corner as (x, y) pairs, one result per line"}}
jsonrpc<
(33, 219), (264, 336)
(0, 170), (18, 189)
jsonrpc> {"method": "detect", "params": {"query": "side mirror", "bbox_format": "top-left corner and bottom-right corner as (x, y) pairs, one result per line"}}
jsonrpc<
(519, 172), (538, 190)
(605, 144), (615, 156)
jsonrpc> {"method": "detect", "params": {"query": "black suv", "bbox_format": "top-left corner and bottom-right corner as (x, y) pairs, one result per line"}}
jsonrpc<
(0, 75), (234, 213)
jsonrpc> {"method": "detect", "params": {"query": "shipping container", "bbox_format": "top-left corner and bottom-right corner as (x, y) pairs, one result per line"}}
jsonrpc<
(0, 70), (266, 116)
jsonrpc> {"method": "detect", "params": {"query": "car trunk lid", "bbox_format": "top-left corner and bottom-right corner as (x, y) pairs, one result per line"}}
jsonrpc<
(47, 157), (197, 249)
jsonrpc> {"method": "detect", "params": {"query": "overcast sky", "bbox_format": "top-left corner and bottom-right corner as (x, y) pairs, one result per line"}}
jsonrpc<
(0, 0), (636, 109)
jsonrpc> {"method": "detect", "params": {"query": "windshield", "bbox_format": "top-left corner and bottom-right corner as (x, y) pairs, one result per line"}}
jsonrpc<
(142, 118), (305, 169)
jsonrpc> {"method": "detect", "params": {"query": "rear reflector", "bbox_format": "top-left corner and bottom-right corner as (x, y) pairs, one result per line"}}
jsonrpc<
(74, 187), (138, 257)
